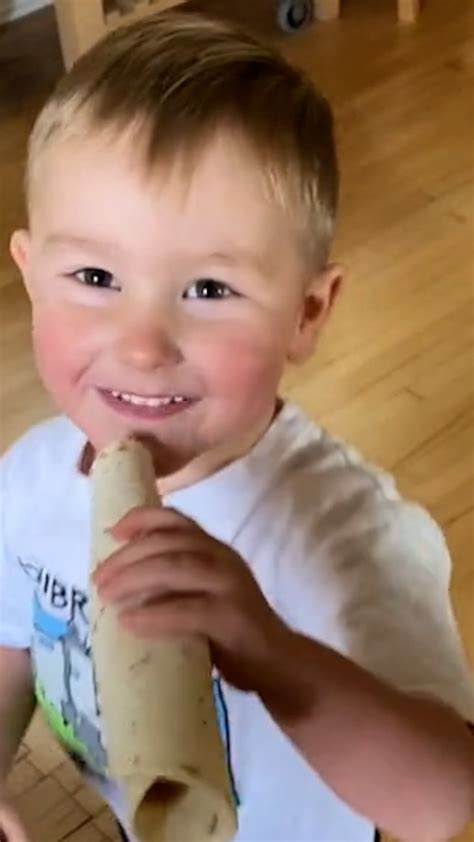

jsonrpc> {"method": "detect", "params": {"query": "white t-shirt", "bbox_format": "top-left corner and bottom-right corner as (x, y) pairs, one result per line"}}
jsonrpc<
(1, 403), (473, 842)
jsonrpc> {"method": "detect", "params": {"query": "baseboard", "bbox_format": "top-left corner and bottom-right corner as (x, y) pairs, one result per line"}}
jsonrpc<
(0, 0), (51, 24)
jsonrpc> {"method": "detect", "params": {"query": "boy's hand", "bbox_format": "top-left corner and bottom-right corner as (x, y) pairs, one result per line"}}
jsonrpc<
(0, 799), (32, 842)
(93, 506), (290, 694)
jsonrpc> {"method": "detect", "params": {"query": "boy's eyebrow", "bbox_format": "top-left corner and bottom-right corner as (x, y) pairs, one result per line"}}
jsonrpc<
(44, 234), (121, 257)
(46, 233), (274, 276)
(206, 249), (269, 276)
(44, 236), (269, 273)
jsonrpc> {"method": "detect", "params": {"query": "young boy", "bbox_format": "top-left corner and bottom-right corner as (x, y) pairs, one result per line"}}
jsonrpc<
(1, 11), (473, 842)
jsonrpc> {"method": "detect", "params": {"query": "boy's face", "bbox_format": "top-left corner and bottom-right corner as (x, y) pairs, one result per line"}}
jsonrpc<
(12, 128), (340, 482)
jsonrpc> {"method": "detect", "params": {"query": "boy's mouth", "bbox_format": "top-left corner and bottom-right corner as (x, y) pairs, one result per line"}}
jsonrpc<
(98, 388), (195, 420)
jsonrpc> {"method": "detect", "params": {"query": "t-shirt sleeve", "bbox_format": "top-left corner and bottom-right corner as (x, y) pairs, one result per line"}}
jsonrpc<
(0, 446), (34, 648)
(280, 493), (474, 723)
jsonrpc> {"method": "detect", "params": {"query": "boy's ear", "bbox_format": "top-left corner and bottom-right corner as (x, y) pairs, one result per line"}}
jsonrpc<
(287, 263), (344, 364)
(10, 229), (31, 271)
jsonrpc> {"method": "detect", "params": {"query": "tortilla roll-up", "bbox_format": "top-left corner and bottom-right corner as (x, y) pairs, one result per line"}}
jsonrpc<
(90, 440), (237, 842)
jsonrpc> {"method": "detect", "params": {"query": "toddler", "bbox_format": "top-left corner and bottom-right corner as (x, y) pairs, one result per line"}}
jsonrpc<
(1, 12), (473, 842)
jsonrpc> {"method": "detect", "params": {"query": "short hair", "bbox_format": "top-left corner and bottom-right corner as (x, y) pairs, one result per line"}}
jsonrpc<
(27, 11), (339, 267)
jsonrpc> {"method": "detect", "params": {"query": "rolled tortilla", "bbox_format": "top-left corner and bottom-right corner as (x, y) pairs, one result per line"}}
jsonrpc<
(90, 440), (238, 842)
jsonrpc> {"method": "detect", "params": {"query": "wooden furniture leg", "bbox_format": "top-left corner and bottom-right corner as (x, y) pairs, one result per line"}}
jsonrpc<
(54, 0), (105, 70)
(398, 0), (421, 23)
(314, 0), (422, 23)
(315, 0), (340, 22)
(54, 0), (189, 70)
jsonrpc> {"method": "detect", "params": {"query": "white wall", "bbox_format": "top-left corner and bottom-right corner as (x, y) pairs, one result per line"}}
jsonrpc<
(0, 0), (51, 24)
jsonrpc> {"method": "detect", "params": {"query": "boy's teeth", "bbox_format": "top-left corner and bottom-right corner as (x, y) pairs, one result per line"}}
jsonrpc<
(110, 391), (185, 407)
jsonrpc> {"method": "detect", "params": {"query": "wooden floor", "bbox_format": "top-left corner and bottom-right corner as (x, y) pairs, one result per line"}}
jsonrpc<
(0, 1), (473, 840)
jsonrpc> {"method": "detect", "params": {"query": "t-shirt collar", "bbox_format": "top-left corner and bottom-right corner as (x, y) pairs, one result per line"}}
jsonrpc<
(163, 402), (305, 545)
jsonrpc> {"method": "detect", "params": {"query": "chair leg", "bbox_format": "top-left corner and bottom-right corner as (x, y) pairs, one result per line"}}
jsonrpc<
(315, 0), (340, 21)
(54, 0), (105, 69)
(398, 0), (421, 23)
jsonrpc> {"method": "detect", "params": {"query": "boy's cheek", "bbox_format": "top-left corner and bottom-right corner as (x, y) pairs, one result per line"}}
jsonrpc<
(201, 326), (286, 401)
(31, 305), (105, 392)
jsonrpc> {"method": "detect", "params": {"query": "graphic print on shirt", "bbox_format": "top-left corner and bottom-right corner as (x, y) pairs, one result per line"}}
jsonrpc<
(18, 556), (239, 803)
(19, 556), (107, 774)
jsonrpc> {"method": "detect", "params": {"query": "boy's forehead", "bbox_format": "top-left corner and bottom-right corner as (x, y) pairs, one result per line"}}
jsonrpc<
(33, 123), (267, 203)
(30, 127), (298, 265)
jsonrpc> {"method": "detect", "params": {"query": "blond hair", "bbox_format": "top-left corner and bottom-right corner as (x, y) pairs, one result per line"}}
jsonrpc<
(27, 11), (338, 267)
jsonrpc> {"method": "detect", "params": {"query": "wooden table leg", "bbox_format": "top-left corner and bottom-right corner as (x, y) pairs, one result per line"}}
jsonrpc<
(54, 0), (105, 69)
(315, 0), (340, 21)
(398, 0), (421, 23)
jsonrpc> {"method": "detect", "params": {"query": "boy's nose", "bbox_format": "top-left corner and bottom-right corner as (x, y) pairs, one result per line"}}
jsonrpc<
(114, 317), (183, 371)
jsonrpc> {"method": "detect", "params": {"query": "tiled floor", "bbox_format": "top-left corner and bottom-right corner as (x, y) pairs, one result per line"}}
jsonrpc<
(6, 716), (121, 840)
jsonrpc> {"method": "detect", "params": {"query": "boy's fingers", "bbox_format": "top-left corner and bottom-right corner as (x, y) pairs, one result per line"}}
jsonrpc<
(119, 594), (215, 638)
(97, 550), (222, 603)
(110, 505), (196, 538)
(94, 531), (217, 586)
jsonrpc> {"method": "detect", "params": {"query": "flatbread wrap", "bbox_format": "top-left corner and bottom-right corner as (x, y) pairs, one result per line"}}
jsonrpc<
(90, 440), (238, 842)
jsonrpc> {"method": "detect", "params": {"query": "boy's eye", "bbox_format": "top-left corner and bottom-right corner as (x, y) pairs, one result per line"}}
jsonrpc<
(73, 268), (116, 289)
(185, 279), (234, 300)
